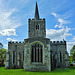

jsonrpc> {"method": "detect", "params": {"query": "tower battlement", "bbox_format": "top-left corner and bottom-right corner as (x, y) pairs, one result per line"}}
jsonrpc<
(50, 40), (66, 45)
(8, 41), (24, 44)
(28, 18), (45, 21)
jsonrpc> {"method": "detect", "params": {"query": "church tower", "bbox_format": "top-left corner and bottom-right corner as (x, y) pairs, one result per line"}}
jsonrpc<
(28, 2), (46, 38)
(24, 2), (51, 71)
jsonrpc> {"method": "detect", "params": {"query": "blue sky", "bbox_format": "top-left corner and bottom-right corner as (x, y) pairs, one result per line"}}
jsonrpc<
(0, 0), (75, 54)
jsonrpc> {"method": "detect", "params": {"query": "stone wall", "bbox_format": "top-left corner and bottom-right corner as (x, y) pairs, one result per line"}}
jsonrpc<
(5, 41), (24, 69)
(24, 37), (51, 71)
(50, 40), (69, 69)
(5, 39), (70, 70)
(28, 19), (46, 38)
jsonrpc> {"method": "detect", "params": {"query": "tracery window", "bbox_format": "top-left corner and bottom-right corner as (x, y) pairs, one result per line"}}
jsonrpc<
(31, 43), (43, 63)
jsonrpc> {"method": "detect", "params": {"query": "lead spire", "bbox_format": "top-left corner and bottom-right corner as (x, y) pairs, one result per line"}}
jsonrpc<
(35, 2), (40, 19)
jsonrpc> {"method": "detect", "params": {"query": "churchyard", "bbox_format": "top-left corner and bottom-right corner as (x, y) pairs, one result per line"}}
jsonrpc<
(0, 66), (75, 75)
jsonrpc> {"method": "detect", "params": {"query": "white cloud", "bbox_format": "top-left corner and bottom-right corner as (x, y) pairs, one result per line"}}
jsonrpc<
(51, 12), (74, 55)
(54, 18), (70, 28)
(73, 37), (75, 40)
(54, 25), (58, 28)
(46, 27), (72, 41)
(51, 12), (57, 17)
(58, 18), (67, 24)
(51, 12), (70, 28)
(57, 18), (70, 28)
(0, 9), (20, 30)
(0, 29), (17, 36)
(0, 8), (21, 36)
(7, 38), (17, 41)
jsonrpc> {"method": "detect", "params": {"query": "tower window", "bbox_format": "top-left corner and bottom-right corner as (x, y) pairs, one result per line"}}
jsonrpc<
(23, 50), (24, 61)
(36, 25), (39, 30)
(31, 43), (43, 63)
(15, 45), (17, 50)
(19, 52), (21, 66)
(60, 52), (62, 63)
(13, 51), (15, 64)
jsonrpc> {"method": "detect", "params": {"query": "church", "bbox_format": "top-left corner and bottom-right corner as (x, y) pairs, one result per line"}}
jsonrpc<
(5, 2), (69, 71)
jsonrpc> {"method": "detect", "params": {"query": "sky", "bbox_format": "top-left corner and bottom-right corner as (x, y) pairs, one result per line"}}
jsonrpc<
(0, 0), (75, 55)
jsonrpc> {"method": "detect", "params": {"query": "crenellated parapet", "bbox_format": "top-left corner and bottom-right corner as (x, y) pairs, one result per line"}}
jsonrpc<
(28, 18), (45, 21)
(50, 40), (66, 45)
(8, 41), (24, 44)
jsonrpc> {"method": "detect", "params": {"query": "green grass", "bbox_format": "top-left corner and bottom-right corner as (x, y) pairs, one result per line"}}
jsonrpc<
(0, 67), (75, 75)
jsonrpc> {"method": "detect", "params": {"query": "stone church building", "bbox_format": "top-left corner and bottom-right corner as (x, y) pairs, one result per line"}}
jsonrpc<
(5, 2), (69, 71)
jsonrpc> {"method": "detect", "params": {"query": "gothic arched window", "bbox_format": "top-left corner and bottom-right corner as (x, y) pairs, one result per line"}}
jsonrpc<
(19, 52), (21, 66)
(60, 52), (62, 63)
(36, 25), (39, 30)
(23, 50), (24, 61)
(13, 51), (15, 64)
(31, 43), (43, 63)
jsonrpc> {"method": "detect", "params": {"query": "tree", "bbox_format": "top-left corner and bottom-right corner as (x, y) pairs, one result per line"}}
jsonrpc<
(70, 45), (75, 62)
(0, 48), (7, 66)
